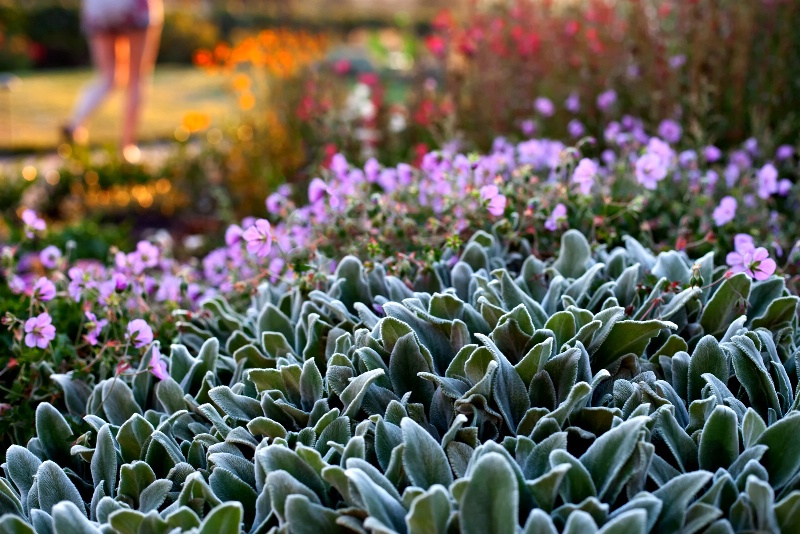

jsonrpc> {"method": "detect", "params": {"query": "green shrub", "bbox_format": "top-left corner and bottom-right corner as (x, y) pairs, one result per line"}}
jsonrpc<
(0, 229), (798, 532)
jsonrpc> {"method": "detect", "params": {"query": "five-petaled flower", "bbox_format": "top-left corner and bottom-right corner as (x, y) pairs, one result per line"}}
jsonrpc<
(126, 319), (154, 349)
(712, 196), (737, 226)
(243, 219), (273, 257)
(24, 312), (56, 349)
(545, 203), (567, 231)
(149, 345), (169, 381)
(726, 246), (777, 281)
(32, 277), (56, 302)
(479, 184), (507, 216)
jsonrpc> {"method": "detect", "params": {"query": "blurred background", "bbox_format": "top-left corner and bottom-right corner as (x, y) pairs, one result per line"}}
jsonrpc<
(1, 0), (799, 258)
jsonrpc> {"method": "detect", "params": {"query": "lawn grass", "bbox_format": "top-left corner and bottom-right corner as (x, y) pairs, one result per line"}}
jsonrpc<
(1, 65), (238, 152)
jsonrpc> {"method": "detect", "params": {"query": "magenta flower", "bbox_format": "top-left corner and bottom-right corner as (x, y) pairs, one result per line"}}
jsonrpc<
(596, 90), (616, 112)
(308, 178), (328, 203)
(225, 224), (243, 246)
(545, 203), (567, 231)
(32, 277), (56, 301)
(21, 209), (46, 238)
(534, 97), (555, 117)
(776, 145), (794, 161)
(635, 153), (668, 190)
(126, 319), (154, 349)
(84, 311), (107, 346)
(658, 120), (683, 144)
(704, 145), (722, 162)
(39, 246), (61, 269)
(479, 184), (507, 216)
(571, 158), (597, 195)
(24, 312), (56, 349)
(520, 119), (536, 136)
(726, 246), (777, 281)
(757, 163), (779, 199)
(242, 218), (273, 257)
(712, 196), (737, 226)
(149, 345), (169, 381)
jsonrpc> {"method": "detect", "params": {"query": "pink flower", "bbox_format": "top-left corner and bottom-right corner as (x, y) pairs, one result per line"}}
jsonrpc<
(225, 224), (243, 246)
(21, 209), (46, 238)
(757, 163), (779, 199)
(243, 219), (272, 257)
(571, 158), (597, 195)
(712, 196), (737, 226)
(126, 319), (154, 349)
(635, 153), (668, 190)
(308, 178), (328, 203)
(734, 234), (755, 254)
(149, 345), (169, 381)
(596, 90), (616, 112)
(534, 97), (555, 117)
(545, 203), (567, 231)
(24, 312), (56, 349)
(726, 246), (777, 281)
(479, 184), (507, 216)
(32, 277), (56, 301)
(8, 275), (26, 294)
(84, 311), (107, 346)
(39, 246), (61, 269)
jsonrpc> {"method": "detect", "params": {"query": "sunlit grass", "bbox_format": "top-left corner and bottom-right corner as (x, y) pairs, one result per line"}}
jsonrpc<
(2, 65), (238, 152)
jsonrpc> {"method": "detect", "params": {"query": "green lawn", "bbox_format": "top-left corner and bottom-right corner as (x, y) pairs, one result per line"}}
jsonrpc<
(1, 65), (237, 151)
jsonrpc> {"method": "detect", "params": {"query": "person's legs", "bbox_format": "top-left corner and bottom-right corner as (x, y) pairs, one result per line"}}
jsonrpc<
(66, 33), (117, 141)
(121, 24), (161, 159)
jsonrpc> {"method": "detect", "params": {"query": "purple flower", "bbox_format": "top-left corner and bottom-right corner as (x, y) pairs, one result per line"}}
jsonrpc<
(126, 319), (153, 349)
(545, 203), (567, 231)
(757, 163), (779, 199)
(84, 311), (107, 346)
(734, 234), (755, 253)
(669, 54), (686, 69)
(778, 179), (792, 196)
(397, 163), (413, 185)
(32, 277), (56, 301)
(479, 184), (507, 216)
(266, 192), (284, 213)
(8, 275), (26, 294)
(39, 246), (61, 269)
(308, 178), (327, 203)
(24, 312), (56, 349)
(704, 145), (722, 162)
(572, 158), (597, 195)
(364, 158), (381, 183)
(242, 219), (272, 257)
(520, 119), (536, 136)
(149, 345), (169, 381)
(534, 97), (555, 117)
(776, 145), (794, 161)
(377, 169), (398, 192)
(21, 209), (46, 238)
(657, 120), (682, 144)
(744, 137), (759, 157)
(330, 153), (349, 178)
(596, 90), (617, 112)
(225, 224), (243, 246)
(568, 119), (585, 138)
(712, 196), (737, 226)
(635, 153), (668, 190)
(135, 241), (160, 270)
(726, 246), (776, 281)
(565, 93), (580, 113)
(678, 150), (697, 168)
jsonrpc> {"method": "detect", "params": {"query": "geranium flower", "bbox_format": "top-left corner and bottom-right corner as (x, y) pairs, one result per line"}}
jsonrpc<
(658, 120), (682, 144)
(479, 184), (507, 216)
(39, 246), (61, 269)
(776, 145), (794, 161)
(545, 203), (567, 231)
(149, 345), (169, 381)
(726, 246), (776, 281)
(565, 93), (580, 113)
(596, 90), (616, 112)
(8, 275), (26, 295)
(712, 196), (737, 226)
(21, 209), (46, 238)
(567, 119), (585, 138)
(704, 145), (722, 162)
(126, 319), (154, 349)
(24, 312), (56, 349)
(308, 178), (328, 203)
(32, 277), (56, 301)
(84, 311), (107, 346)
(225, 224), (243, 246)
(635, 153), (668, 190)
(734, 234), (755, 253)
(243, 218), (273, 257)
(534, 97), (554, 117)
(757, 163), (779, 199)
(571, 158), (597, 195)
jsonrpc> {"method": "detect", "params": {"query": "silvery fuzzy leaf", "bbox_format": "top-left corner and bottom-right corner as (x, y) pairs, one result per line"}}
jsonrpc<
(527, 463), (570, 513)
(388, 334), (434, 406)
(700, 273), (751, 338)
(90, 425), (117, 499)
(5, 444), (41, 511)
(727, 335), (782, 419)
(345, 468), (407, 533)
(145, 431), (185, 478)
(459, 452), (518, 534)
(401, 418), (453, 489)
(522, 508), (557, 534)
(553, 230), (592, 279)
(686, 336), (728, 402)
(36, 461), (86, 517)
(652, 471), (713, 533)
(653, 406), (697, 473)
(36, 403), (74, 466)
(51, 373), (92, 418)
(579, 416), (649, 500)
(561, 510), (599, 533)
(698, 406), (739, 472)
(0, 514), (35, 534)
(50, 501), (99, 534)
(118, 462), (156, 509)
(197, 502), (242, 534)
(345, 459), (401, 503)
(755, 412), (800, 490)
(209, 468), (256, 528)
(208, 386), (262, 422)
(284, 495), (343, 534)
(565, 263), (606, 307)
(592, 320), (677, 370)
(256, 446), (327, 500)
(598, 509), (648, 534)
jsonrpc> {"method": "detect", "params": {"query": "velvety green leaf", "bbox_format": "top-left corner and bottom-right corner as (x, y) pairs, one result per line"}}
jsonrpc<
(593, 320), (676, 369)
(90, 425), (117, 499)
(37, 461), (86, 516)
(285, 495), (344, 534)
(405, 484), (450, 534)
(51, 501), (99, 534)
(550, 449), (597, 503)
(699, 406), (739, 472)
(197, 502), (243, 534)
(116, 414), (154, 463)
(522, 508), (558, 534)
(36, 403), (73, 465)
(553, 230), (591, 278)
(0, 514), (35, 534)
(700, 273), (751, 338)
(652, 471), (713, 533)
(755, 413), (800, 489)
(598, 510), (648, 534)
(687, 336), (728, 402)
(208, 386), (262, 422)
(579, 416), (648, 500)
(345, 468), (407, 533)
(460, 452), (518, 534)
(401, 418), (453, 488)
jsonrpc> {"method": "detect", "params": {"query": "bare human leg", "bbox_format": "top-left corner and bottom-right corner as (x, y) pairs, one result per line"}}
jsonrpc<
(66, 32), (117, 143)
(121, 24), (162, 162)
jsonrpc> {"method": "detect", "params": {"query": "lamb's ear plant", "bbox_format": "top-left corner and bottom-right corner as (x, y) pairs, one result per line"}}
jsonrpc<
(1, 229), (799, 533)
